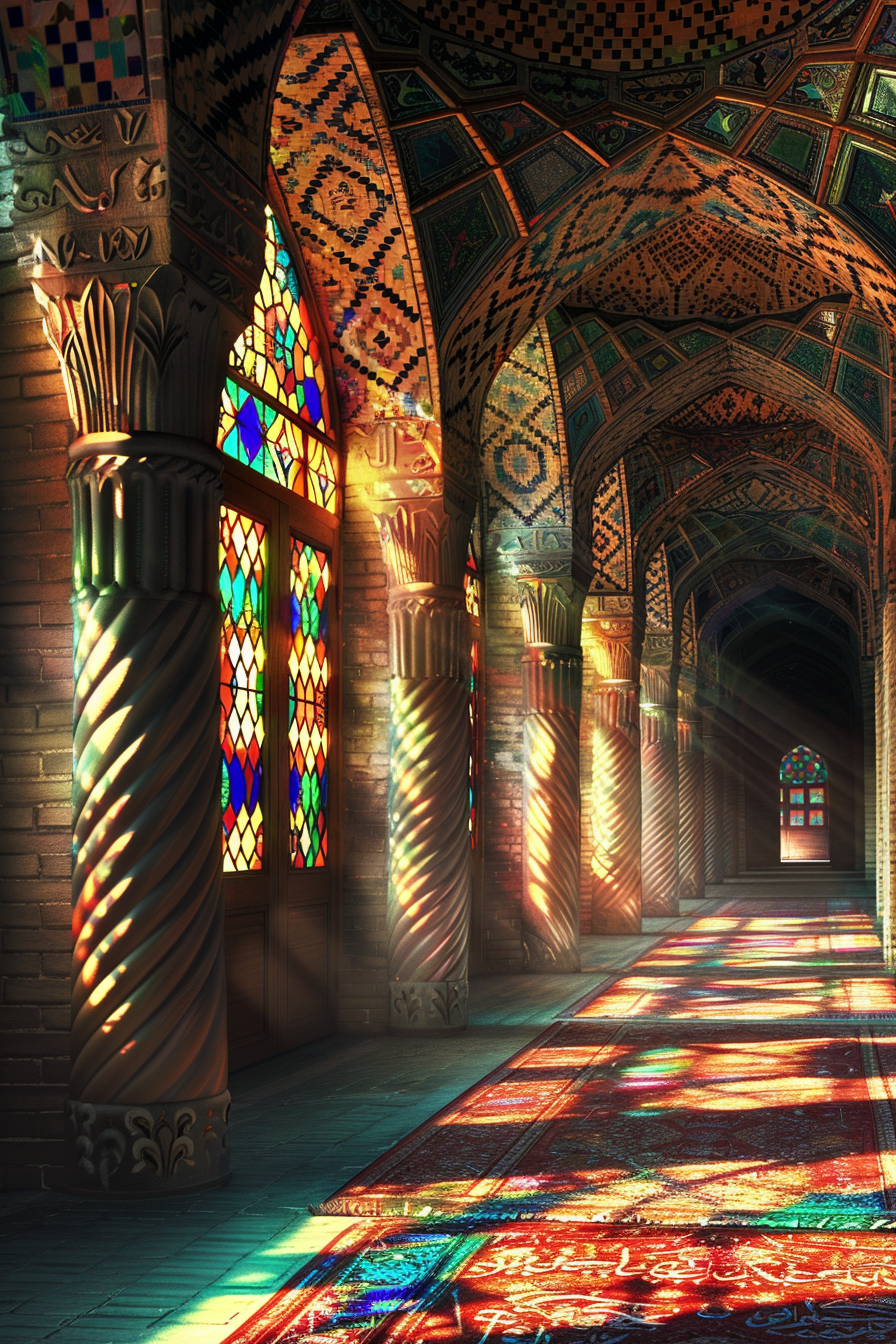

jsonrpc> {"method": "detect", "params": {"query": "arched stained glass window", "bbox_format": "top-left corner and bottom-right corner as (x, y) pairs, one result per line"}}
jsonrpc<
(218, 207), (338, 512)
(780, 745), (829, 863)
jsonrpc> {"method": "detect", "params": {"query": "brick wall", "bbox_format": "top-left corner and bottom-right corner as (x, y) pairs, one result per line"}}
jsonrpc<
(0, 262), (75, 1190)
(579, 654), (596, 936)
(337, 470), (391, 1030)
(480, 569), (525, 971)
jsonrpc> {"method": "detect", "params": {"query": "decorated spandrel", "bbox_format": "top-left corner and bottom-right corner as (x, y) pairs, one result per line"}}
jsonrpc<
(219, 507), (267, 871)
(288, 538), (330, 867)
(218, 207), (337, 512)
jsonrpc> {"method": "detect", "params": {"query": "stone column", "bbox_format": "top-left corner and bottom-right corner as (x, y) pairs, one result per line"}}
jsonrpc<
(364, 422), (474, 1030)
(677, 703), (705, 905)
(702, 712), (725, 886)
(518, 579), (586, 971)
(587, 625), (641, 934)
(640, 668), (678, 917)
(31, 264), (255, 1194)
(723, 757), (739, 880)
(882, 598), (896, 963)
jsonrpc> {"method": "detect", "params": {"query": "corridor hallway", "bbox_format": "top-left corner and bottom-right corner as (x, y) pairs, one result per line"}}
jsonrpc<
(5, 879), (896, 1343)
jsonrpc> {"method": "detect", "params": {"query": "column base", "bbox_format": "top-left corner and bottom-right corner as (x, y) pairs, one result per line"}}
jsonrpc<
(63, 1091), (230, 1197)
(522, 937), (581, 974)
(390, 979), (468, 1032)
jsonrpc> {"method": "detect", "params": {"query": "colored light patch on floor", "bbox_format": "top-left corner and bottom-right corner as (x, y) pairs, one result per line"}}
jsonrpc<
(569, 975), (896, 1019)
(223, 1222), (896, 1343)
(316, 1024), (896, 1228)
(637, 905), (882, 970)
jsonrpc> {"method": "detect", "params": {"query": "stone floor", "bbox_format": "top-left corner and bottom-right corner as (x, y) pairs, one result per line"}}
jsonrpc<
(0, 878), (875, 1344)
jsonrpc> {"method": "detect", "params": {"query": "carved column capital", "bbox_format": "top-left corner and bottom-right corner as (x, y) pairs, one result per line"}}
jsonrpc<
(517, 576), (587, 648)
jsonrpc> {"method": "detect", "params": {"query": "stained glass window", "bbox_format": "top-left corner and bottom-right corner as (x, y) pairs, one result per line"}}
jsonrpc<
(790, 811), (805, 826)
(790, 789), (804, 805)
(288, 538), (330, 867)
(810, 787), (825, 805)
(780, 745), (828, 784)
(219, 507), (266, 871)
(219, 207), (337, 512)
(809, 810), (825, 826)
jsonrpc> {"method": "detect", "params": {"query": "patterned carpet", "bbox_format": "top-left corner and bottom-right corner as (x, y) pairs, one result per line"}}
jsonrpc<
(225, 894), (896, 1342)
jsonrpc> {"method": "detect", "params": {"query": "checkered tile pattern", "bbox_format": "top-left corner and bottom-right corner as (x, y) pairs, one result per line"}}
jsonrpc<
(1, 0), (145, 114)
(406, 1), (834, 70)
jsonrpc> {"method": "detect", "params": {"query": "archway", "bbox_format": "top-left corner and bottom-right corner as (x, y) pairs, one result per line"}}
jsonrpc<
(780, 745), (831, 863)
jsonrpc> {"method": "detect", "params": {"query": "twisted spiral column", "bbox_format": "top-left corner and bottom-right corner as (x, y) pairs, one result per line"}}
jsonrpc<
(591, 683), (641, 933)
(640, 702), (679, 917)
(386, 589), (472, 1030)
(677, 717), (704, 904)
(64, 434), (229, 1195)
(703, 724), (725, 886)
(522, 649), (583, 971)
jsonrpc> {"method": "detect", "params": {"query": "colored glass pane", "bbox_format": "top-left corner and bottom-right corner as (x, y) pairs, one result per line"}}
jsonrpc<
(230, 208), (333, 438)
(780, 744), (828, 783)
(218, 207), (338, 513)
(809, 809), (825, 825)
(810, 787), (825, 804)
(288, 537), (330, 868)
(790, 789), (804, 805)
(790, 810), (805, 826)
(219, 507), (266, 871)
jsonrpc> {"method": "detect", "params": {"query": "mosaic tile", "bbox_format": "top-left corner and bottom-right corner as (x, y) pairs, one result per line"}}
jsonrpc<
(354, 0), (420, 48)
(673, 330), (723, 357)
(644, 547), (672, 629)
(377, 68), (448, 122)
(1, 0), (146, 116)
(745, 113), (829, 194)
(740, 325), (789, 353)
(680, 99), (760, 149)
(392, 117), (486, 207)
(567, 394), (606, 470)
(835, 140), (896, 259)
(528, 67), (607, 115)
(620, 326), (652, 352)
(575, 113), (652, 161)
(428, 37), (517, 90)
(619, 67), (705, 115)
(299, 0), (351, 26)
(578, 318), (607, 346)
(636, 345), (682, 382)
(669, 454), (709, 492)
(545, 308), (567, 337)
(783, 335), (833, 384)
(552, 330), (582, 366)
(504, 137), (598, 226)
(415, 177), (516, 334)
(836, 450), (874, 519)
(631, 465), (665, 531)
(591, 461), (628, 591)
(807, 0), (872, 46)
(803, 306), (844, 344)
(779, 62), (852, 118)
(721, 41), (794, 91)
(843, 313), (889, 369)
(868, 4), (896, 55)
(605, 366), (644, 412)
(849, 65), (896, 140)
(473, 103), (553, 158)
(561, 361), (592, 405)
(835, 353), (886, 434)
(594, 338), (623, 376)
(798, 446), (834, 485)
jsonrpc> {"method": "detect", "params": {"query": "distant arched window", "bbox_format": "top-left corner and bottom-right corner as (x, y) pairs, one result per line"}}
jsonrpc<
(780, 745), (829, 863)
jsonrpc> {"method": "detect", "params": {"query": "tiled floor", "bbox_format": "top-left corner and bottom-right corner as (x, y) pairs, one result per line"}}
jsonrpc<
(0, 880), (874, 1344)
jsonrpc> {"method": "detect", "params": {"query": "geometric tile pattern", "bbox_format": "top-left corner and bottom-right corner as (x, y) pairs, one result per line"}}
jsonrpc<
(645, 546), (672, 630)
(591, 461), (629, 592)
(271, 35), (436, 424)
(481, 324), (567, 526)
(0, 0), (146, 115)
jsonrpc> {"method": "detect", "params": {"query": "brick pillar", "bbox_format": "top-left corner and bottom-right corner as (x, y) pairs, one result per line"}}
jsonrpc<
(517, 579), (586, 971)
(640, 667), (678, 917)
(677, 704), (704, 905)
(702, 713), (725, 886)
(861, 658), (876, 884)
(584, 619), (640, 934)
(363, 421), (474, 1031)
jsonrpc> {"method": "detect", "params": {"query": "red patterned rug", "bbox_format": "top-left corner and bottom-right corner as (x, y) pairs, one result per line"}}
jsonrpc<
(315, 1019), (896, 1229)
(565, 975), (896, 1020)
(223, 1222), (896, 1343)
(637, 906), (882, 972)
